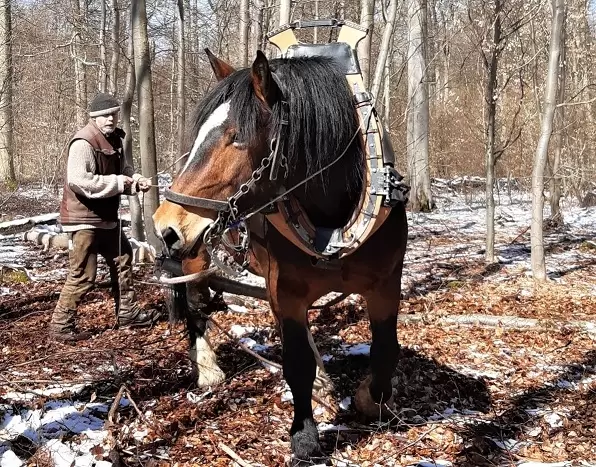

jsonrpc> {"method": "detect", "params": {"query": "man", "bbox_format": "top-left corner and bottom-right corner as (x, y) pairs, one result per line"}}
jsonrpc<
(50, 92), (162, 342)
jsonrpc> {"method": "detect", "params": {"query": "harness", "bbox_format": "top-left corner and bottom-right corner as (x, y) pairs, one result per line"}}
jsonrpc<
(163, 19), (409, 275)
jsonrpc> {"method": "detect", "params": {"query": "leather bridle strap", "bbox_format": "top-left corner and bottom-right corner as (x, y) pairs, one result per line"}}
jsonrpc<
(163, 188), (230, 211)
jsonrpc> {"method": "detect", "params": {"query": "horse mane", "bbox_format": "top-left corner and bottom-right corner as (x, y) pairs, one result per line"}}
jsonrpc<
(186, 56), (363, 190)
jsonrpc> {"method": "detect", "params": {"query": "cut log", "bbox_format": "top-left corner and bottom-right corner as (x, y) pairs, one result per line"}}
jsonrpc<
(0, 213), (59, 234)
(398, 312), (596, 333)
(208, 275), (268, 300)
(22, 230), (68, 251)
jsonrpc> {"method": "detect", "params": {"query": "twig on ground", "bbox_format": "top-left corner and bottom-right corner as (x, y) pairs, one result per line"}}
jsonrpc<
(509, 225), (530, 244)
(218, 442), (254, 467)
(105, 385), (126, 428)
(124, 389), (145, 422)
(205, 313), (282, 370)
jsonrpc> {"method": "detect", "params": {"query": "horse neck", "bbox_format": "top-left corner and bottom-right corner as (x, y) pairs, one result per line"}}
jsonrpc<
(289, 149), (363, 228)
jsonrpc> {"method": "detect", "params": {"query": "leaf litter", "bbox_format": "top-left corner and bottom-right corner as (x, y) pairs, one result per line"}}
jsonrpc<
(1, 182), (595, 466)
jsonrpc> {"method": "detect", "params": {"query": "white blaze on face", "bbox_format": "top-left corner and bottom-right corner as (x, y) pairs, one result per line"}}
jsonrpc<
(182, 101), (231, 173)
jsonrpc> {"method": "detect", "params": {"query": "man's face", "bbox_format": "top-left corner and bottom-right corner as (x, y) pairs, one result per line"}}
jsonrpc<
(95, 112), (119, 135)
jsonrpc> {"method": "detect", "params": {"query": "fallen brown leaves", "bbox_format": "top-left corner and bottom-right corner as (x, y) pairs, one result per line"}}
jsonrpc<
(1, 233), (596, 466)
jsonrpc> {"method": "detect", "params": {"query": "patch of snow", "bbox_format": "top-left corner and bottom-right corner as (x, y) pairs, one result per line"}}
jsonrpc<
(339, 343), (370, 356)
(230, 325), (254, 337)
(408, 460), (452, 467)
(517, 463), (571, 467)
(133, 429), (148, 441)
(0, 448), (23, 467)
(317, 422), (350, 433)
(544, 412), (563, 428)
(45, 439), (76, 467)
(339, 397), (351, 410)
(238, 337), (269, 353)
(2, 383), (89, 402)
(321, 354), (334, 362)
(228, 304), (249, 313)
(491, 438), (524, 452)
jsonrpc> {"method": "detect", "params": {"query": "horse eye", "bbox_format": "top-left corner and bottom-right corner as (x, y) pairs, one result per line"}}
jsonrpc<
(231, 132), (247, 149)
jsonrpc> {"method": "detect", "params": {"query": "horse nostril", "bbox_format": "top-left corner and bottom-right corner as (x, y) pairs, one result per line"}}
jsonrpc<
(161, 227), (183, 251)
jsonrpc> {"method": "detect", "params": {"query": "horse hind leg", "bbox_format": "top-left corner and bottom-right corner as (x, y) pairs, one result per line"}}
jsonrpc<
(355, 291), (400, 418)
(186, 284), (225, 387)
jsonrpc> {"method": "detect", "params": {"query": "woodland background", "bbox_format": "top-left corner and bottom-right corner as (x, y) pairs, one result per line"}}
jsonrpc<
(0, 0), (593, 275)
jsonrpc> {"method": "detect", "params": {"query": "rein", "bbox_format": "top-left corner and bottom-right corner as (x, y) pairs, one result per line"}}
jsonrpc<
(162, 101), (368, 277)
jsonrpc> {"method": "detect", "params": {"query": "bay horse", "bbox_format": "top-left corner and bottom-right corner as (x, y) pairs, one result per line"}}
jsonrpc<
(153, 49), (408, 465)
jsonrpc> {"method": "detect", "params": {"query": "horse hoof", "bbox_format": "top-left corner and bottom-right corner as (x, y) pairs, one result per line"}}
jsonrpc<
(197, 364), (226, 387)
(354, 375), (395, 420)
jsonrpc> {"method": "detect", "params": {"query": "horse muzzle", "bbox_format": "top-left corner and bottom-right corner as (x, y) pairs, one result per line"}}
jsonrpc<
(158, 225), (208, 259)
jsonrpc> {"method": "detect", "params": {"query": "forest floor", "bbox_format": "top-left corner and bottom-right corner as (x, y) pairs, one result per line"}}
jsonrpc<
(1, 181), (595, 467)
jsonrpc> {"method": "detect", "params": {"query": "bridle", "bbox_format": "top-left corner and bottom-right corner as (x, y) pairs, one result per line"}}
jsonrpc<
(162, 97), (366, 276)
(163, 100), (291, 275)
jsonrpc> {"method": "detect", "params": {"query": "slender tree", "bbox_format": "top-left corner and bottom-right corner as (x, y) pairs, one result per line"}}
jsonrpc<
(132, 0), (160, 248)
(71, 0), (87, 128)
(279, 0), (290, 25)
(108, 0), (120, 94)
(0, 0), (15, 185)
(98, 0), (108, 91)
(239, 0), (249, 66)
(549, 8), (566, 223)
(371, 0), (397, 102)
(531, 0), (565, 281)
(176, 0), (186, 172)
(407, 0), (433, 212)
(358, 0), (374, 87)
(122, 9), (144, 241)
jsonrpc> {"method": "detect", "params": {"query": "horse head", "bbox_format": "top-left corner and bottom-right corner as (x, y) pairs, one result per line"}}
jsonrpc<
(153, 50), (282, 268)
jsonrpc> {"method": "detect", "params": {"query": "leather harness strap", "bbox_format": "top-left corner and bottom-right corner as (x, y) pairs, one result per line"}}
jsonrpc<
(265, 22), (398, 260)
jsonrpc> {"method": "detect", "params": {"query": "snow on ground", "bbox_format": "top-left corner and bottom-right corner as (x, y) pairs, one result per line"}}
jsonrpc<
(1, 179), (596, 466)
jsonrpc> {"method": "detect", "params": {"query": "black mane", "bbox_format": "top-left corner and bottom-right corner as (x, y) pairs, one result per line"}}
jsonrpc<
(187, 56), (363, 191)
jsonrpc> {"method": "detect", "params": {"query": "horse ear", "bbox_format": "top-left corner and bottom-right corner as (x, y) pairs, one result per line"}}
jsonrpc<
(205, 48), (235, 81)
(251, 50), (280, 107)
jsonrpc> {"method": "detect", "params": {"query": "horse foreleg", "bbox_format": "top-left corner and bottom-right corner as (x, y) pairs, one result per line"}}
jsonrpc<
(186, 284), (225, 387)
(273, 293), (323, 465)
(356, 290), (400, 418)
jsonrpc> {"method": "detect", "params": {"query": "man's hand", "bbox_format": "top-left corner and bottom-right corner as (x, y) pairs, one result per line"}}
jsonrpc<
(122, 176), (134, 189)
(137, 177), (152, 192)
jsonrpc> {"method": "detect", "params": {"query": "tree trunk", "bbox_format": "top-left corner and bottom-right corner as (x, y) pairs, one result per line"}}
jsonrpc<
(108, 0), (120, 94)
(279, 0), (290, 25)
(253, 0), (264, 52)
(550, 7), (566, 223)
(313, 0), (319, 43)
(122, 9), (144, 242)
(358, 0), (374, 88)
(371, 0), (397, 102)
(71, 0), (87, 128)
(0, 0), (15, 185)
(177, 0), (186, 172)
(484, 0), (502, 264)
(98, 0), (108, 92)
(531, 0), (564, 282)
(239, 0), (249, 66)
(383, 50), (391, 121)
(407, 0), (433, 213)
(132, 0), (160, 249)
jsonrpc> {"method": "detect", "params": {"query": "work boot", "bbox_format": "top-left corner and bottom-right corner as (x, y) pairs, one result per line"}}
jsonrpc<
(49, 327), (93, 343)
(50, 305), (92, 342)
(117, 303), (162, 328)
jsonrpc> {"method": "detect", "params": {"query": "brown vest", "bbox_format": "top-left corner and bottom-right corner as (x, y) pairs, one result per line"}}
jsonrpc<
(60, 121), (125, 226)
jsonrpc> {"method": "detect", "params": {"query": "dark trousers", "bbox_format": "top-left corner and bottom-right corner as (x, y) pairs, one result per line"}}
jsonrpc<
(51, 227), (135, 332)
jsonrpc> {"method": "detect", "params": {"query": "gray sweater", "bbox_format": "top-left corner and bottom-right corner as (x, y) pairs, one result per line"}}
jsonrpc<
(63, 139), (141, 232)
